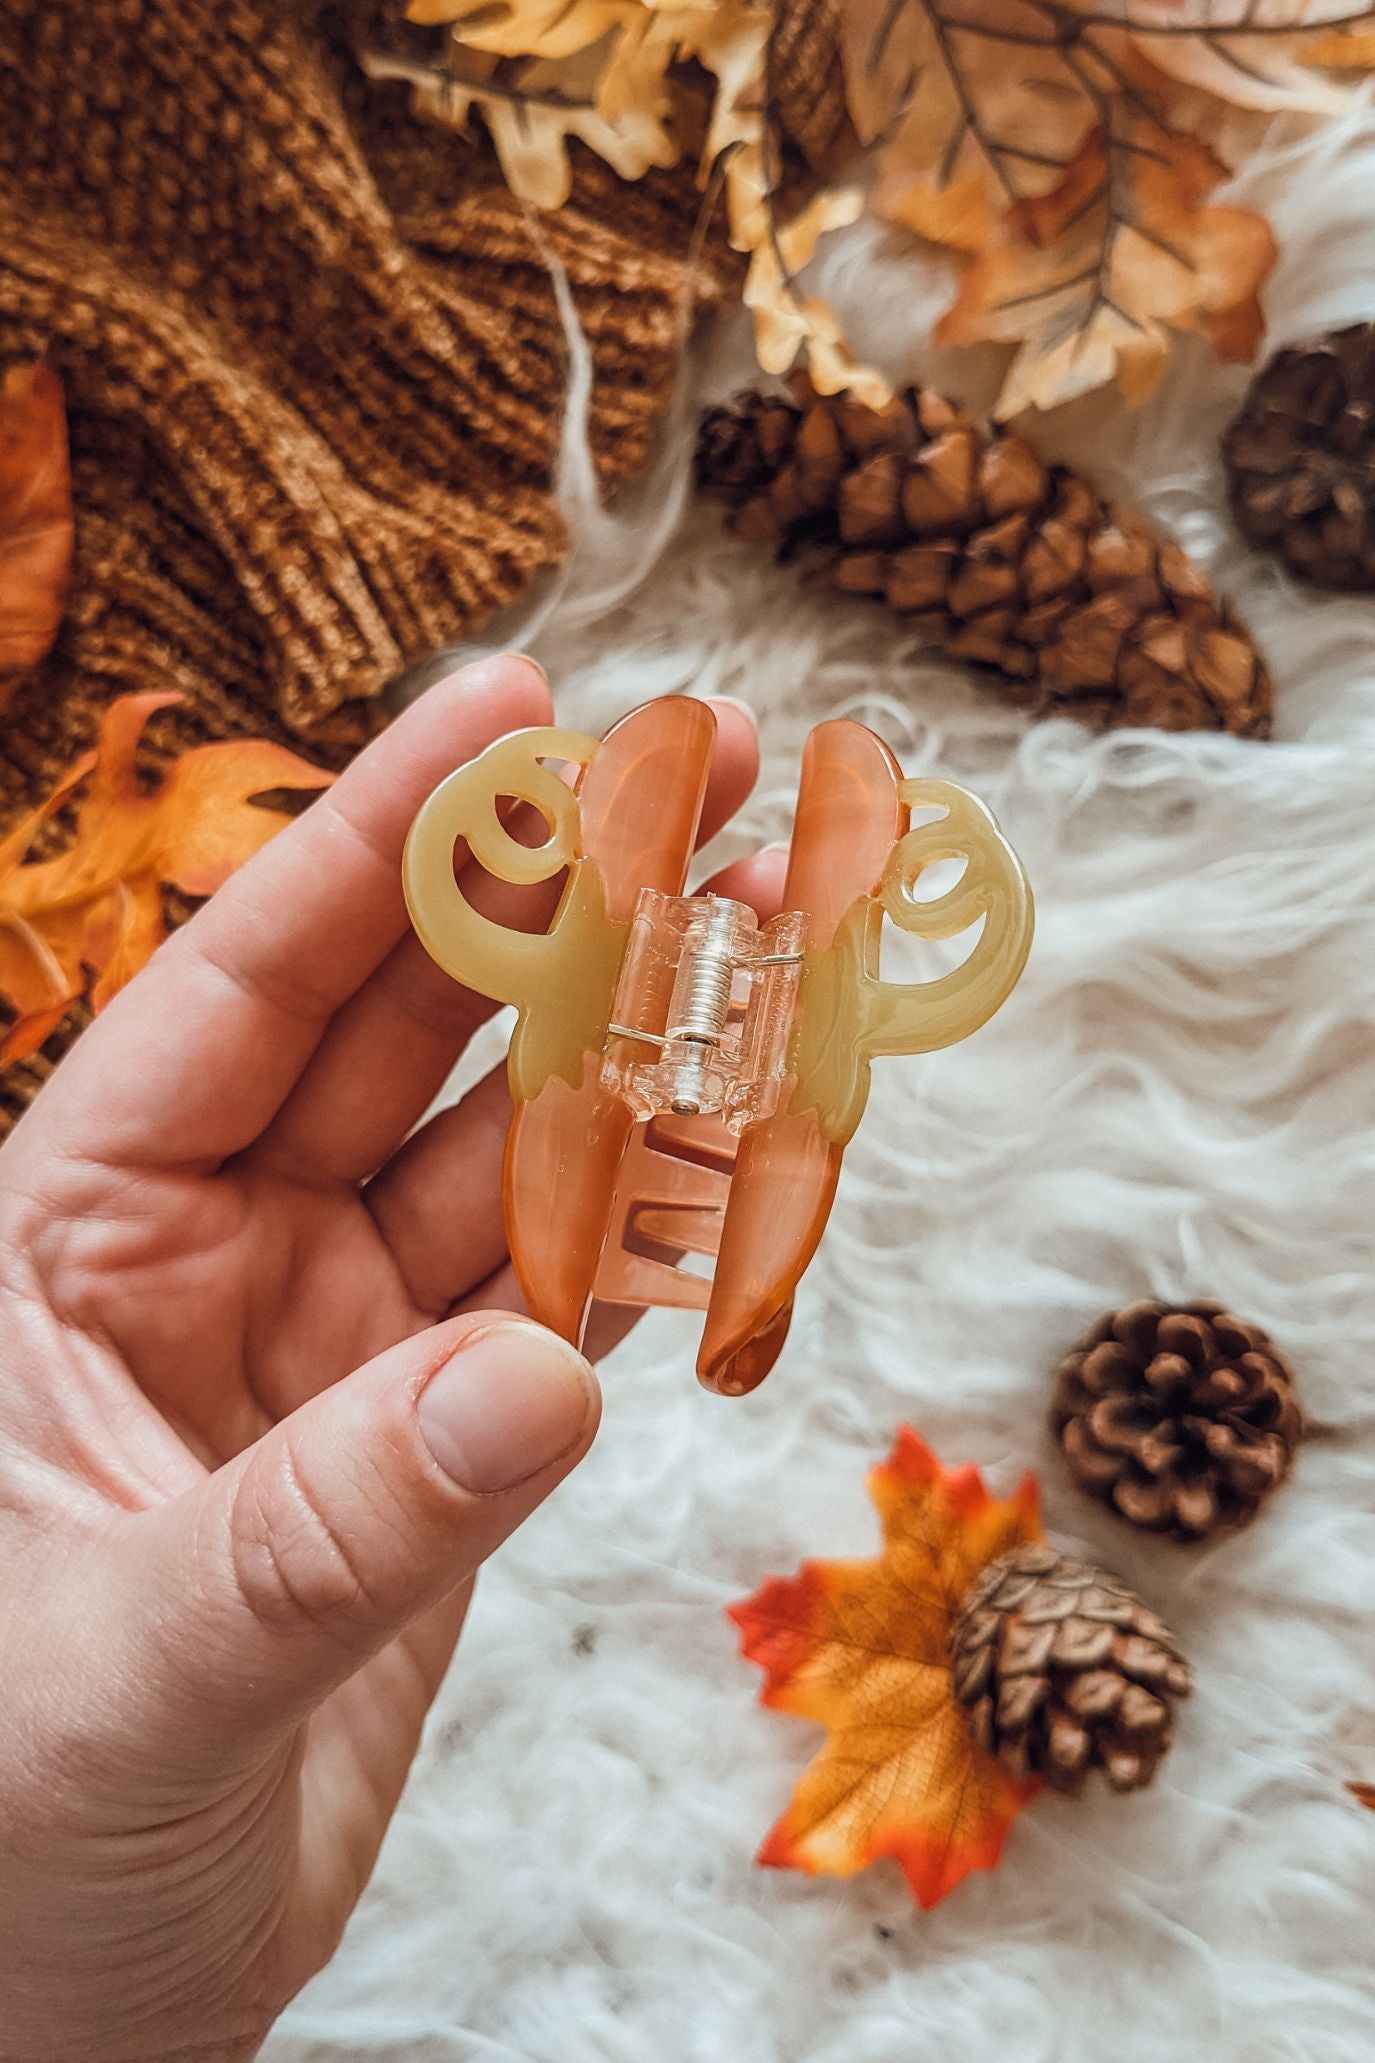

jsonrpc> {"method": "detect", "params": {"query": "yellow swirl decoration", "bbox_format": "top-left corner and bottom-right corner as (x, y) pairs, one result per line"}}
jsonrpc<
(790, 777), (1034, 1145)
(402, 726), (625, 1103)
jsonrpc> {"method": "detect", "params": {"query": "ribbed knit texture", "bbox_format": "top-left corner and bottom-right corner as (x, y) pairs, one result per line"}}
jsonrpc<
(0, 0), (744, 1120)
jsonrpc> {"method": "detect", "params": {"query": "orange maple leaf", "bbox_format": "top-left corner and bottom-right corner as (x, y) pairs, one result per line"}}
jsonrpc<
(0, 362), (73, 688)
(0, 691), (333, 1064)
(1347, 1781), (1375, 1809)
(729, 1427), (1043, 1909)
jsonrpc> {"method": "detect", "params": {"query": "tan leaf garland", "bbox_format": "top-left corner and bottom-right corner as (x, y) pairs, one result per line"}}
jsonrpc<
(376, 0), (1375, 415)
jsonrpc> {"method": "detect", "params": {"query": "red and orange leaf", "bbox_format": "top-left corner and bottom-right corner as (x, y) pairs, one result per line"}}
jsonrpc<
(0, 363), (73, 684)
(729, 1427), (1043, 1909)
(0, 692), (332, 1058)
(1347, 1780), (1375, 1809)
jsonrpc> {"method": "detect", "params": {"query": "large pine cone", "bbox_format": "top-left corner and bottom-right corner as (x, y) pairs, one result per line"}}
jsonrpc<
(1053, 1300), (1302, 1542)
(952, 1543), (1191, 1795)
(697, 378), (1272, 737)
(1224, 323), (1375, 592)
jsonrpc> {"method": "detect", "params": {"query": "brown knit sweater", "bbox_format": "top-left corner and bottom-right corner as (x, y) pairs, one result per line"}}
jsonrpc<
(0, 0), (741, 1116)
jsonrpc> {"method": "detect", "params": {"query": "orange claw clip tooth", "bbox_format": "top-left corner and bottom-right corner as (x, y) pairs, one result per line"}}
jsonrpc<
(402, 698), (1034, 1396)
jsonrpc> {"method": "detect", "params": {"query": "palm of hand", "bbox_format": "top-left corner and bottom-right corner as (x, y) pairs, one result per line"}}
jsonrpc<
(26, 1154), (443, 1934)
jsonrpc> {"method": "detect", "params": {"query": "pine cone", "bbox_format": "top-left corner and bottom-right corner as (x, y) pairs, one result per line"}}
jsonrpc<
(952, 1543), (1191, 1795)
(697, 379), (1272, 736)
(1053, 1300), (1302, 1542)
(1224, 323), (1375, 592)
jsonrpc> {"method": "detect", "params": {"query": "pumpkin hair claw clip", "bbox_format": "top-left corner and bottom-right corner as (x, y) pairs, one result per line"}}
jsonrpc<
(404, 698), (1033, 1396)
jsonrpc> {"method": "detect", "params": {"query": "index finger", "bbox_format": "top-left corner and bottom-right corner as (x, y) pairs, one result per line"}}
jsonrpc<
(18, 656), (553, 1172)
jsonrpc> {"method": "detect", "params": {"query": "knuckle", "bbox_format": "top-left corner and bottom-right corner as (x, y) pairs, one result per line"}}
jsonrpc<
(226, 1439), (384, 1641)
(380, 943), (484, 1044)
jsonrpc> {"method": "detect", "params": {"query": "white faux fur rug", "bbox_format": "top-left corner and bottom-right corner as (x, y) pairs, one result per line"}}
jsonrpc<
(270, 113), (1375, 2063)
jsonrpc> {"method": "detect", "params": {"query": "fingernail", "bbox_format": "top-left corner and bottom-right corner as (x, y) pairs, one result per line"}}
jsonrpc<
(508, 651), (549, 687)
(417, 1323), (595, 1494)
(436, 651), (549, 696)
(709, 694), (758, 731)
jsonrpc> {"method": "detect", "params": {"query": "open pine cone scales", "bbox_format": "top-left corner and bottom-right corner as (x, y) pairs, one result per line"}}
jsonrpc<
(1053, 1300), (1302, 1541)
(952, 1544), (1191, 1795)
(697, 379), (1272, 736)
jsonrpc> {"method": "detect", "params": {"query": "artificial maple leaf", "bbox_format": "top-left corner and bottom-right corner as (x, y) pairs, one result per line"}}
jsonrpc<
(379, 0), (1375, 415)
(729, 1426), (1042, 1908)
(928, 123), (1274, 415)
(0, 691), (333, 1064)
(0, 362), (73, 689)
(854, 0), (1375, 414)
(1348, 1781), (1375, 1809)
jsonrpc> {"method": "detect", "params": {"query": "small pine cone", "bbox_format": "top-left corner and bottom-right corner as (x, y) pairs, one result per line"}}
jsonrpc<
(1053, 1300), (1302, 1542)
(697, 377), (1272, 737)
(1224, 323), (1375, 592)
(952, 1543), (1191, 1796)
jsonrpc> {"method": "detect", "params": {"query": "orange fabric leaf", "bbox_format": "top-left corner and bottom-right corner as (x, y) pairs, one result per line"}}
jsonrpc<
(729, 1427), (1043, 1908)
(0, 691), (333, 1055)
(1347, 1780), (1375, 1809)
(0, 363), (73, 686)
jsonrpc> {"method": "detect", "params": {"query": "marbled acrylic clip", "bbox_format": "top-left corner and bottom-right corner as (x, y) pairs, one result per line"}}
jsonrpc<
(405, 699), (1033, 1396)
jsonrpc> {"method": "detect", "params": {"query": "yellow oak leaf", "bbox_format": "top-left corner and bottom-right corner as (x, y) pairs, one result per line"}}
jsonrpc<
(729, 1426), (1042, 1908)
(389, 0), (1375, 414)
(406, 0), (634, 55)
(362, 41), (677, 207)
(731, 153), (891, 406)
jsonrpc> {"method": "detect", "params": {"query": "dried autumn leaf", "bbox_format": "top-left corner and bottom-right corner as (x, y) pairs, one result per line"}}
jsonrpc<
(0, 363), (73, 686)
(854, 0), (1375, 412)
(729, 1427), (1042, 1907)
(1347, 1780), (1375, 1808)
(1123, 0), (1371, 112)
(739, 176), (892, 405)
(361, 39), (677, 208)
(381, 0), (879, 401)
(933, 125), (1275, 416)
(381, 0), (1375, 414)
(0, 691), (332, 1064)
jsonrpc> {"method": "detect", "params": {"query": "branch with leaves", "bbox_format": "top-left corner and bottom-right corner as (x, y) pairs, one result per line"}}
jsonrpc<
(372, 0), (1375, 416)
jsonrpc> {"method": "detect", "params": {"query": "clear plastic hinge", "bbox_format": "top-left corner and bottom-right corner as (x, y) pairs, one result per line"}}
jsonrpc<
(602, 890), (806, 1132)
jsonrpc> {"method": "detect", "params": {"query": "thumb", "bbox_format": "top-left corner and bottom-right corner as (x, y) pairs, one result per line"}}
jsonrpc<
(113, 1315), (598, 1765)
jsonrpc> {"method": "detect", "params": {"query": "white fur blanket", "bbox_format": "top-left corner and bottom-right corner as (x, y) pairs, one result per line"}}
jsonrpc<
(270, 113), (1375, 2063)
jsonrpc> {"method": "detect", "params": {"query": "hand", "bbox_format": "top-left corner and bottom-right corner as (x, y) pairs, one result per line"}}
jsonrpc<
(0, 658), (779, 2063)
